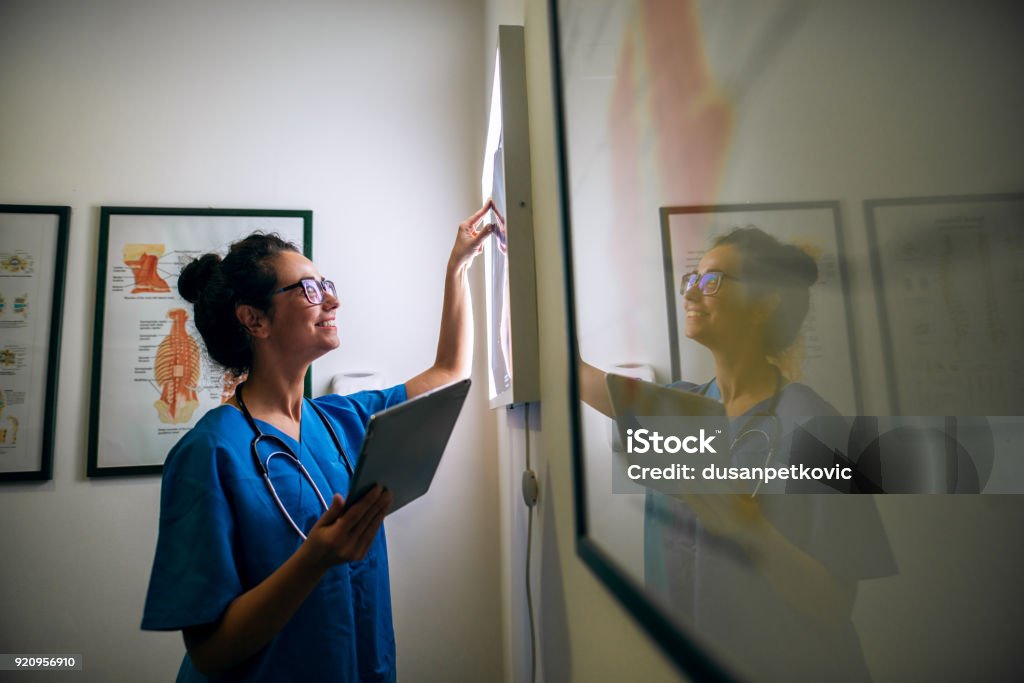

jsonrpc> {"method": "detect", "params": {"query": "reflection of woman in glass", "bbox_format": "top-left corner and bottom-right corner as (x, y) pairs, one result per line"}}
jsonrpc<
(579, 228), (894, 682)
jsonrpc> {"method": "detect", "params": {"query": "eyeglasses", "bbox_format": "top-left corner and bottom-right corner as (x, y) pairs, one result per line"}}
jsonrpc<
(680, 271), (739, 296)
(273, 278), (337, 305)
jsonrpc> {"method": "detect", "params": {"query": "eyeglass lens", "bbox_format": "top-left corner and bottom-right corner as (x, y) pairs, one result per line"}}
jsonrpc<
(300, 279), (337, 304)
(682, 271), (723, 295)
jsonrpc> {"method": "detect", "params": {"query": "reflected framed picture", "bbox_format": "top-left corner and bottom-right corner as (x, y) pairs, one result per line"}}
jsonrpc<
(0, 205), (70, 482)
(865, 192), (1024, 415)
(661, 202), (861, 415)
(87, 207), (312, 477)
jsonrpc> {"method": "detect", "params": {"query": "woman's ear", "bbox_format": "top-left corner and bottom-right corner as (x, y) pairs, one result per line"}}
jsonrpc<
(751, 290), (782, 329)
(236, 304), (269, 339)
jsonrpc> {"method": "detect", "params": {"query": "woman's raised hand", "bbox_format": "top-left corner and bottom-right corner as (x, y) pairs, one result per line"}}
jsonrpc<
(303, 487), (393, 569)
(450, 199), (497, 269)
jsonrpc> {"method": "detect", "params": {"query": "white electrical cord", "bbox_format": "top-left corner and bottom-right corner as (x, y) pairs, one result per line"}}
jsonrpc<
(523, 404), (537, 683)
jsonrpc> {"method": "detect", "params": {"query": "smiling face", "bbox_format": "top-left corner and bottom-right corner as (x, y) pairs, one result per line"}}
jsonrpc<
(682, 244), (761, 352)
(260, 250), (340, 363)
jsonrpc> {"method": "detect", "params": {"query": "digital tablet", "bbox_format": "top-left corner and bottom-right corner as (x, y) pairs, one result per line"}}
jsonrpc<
(344, 378), (471, 515)
(606, 372), (725, 419)
(606, 373), (724, 452)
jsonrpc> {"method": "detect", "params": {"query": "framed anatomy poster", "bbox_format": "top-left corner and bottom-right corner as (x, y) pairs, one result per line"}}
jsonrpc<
(87, 207), (312, 477)
(865, 192), (1024, 415)
(0, 205), (70, 482)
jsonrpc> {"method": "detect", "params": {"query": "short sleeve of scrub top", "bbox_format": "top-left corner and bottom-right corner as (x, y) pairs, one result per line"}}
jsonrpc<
(141, 383), (406, 683)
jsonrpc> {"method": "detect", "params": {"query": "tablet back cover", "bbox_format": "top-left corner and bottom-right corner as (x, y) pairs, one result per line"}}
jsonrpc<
(348, 378), (471, 513)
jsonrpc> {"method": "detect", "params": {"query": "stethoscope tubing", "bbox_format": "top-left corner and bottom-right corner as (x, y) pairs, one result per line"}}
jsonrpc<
(237, 383), (353, 539)
(710, 370), (784, 497)
(258, 442), (330, 540)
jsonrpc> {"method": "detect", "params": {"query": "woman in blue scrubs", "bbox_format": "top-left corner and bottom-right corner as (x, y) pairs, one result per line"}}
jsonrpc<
(141, 202), (495, 682)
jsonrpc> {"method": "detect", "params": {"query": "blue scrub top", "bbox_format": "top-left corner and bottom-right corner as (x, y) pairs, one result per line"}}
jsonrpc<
(142, 385), (407, 683)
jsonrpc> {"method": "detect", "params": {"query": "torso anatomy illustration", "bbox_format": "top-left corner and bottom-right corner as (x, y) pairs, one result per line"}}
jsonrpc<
(0, 388), (17, 446)
(153, 308), (201, 424)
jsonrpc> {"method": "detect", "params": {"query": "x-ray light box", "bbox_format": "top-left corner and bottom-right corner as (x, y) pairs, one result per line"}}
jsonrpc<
(481, 25), (539, 408)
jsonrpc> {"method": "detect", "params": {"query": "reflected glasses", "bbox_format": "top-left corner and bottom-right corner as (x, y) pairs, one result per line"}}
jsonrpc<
(274, 278), (337, 305)
(680, 270), (739, 296)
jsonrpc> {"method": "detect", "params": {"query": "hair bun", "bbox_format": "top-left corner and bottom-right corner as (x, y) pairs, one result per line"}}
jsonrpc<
(178, 253), (222, 303)
(787, 245), (819, 287)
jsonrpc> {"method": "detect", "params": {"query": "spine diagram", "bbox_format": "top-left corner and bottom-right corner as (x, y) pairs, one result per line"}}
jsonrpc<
(0, 417), (18, 445)
(153, 308), (201, 424)
(0, 394), (16, 446)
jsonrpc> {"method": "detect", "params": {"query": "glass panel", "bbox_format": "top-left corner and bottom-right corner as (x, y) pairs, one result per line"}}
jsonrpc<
(555, 1), (1024, 680)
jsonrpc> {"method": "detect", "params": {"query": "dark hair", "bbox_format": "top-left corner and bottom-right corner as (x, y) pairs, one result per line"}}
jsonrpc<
(177, 232), (300, 374)
(713, 226), (818, 354)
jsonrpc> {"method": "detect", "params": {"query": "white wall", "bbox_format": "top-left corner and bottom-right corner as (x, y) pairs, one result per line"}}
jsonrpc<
(0, 1), (503, 680)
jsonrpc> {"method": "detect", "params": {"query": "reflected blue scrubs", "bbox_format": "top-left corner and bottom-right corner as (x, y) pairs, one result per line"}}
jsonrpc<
(645, 379), (897, 682)
(142, 385), (406, 682)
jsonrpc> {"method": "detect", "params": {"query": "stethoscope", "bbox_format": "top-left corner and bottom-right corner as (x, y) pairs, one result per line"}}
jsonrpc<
(236, 382), (354, 539)
(704, 370), (784, 497)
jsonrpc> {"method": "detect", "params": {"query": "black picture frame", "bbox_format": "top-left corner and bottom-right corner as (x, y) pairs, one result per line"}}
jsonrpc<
(547, 3), (736, 681)
(87, 207), (312, 477)
(0, 204), (70, 482)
